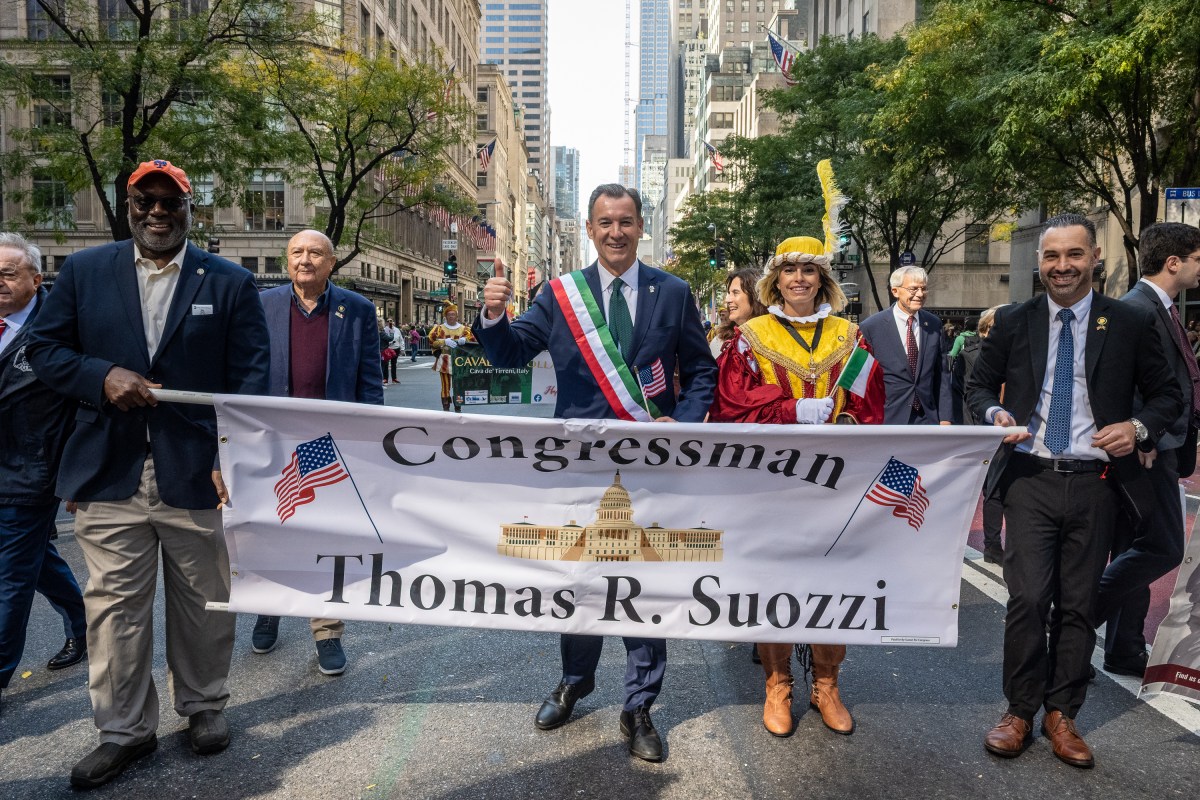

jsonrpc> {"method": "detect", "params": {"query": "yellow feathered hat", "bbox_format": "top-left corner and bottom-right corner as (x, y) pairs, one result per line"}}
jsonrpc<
(762, 159), (847, 276)
(441, 301), (458, 317)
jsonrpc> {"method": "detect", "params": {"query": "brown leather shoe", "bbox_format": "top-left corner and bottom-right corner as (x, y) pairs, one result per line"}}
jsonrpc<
(983, 713), (1032, 758)
(758, 643), (795, 737)
(1041, 710), (1094, 768)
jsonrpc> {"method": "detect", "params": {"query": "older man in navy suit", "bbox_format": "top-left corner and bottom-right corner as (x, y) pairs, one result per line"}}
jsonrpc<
(474, 184), (716, 762)
(249, 229), (384, 676)
(859, 266), (953, 424)
(27, 160), (270, 789)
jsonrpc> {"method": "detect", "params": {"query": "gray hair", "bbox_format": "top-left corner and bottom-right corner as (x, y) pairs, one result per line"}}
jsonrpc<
(0, 231), (43, 274)
(889, 265), (928, 288)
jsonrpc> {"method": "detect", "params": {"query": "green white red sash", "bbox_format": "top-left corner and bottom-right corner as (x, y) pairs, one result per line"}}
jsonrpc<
(550, 270), (661, 421)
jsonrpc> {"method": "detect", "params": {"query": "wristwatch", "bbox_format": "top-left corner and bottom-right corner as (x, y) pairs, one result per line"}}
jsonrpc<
(1129, 418), (1149, 444)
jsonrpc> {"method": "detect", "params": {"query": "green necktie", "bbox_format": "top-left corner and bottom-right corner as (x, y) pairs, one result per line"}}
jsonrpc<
(609, 277), (633, 359)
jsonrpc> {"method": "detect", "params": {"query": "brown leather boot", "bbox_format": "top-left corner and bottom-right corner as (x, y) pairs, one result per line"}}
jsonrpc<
(810, 644), (854, 734)
(441, 397), (451, 412)
(758, 643), (795, 736)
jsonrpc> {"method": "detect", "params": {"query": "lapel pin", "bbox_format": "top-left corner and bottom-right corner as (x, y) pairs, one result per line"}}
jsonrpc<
(1096, 316), (1107, 331)
(649, 286), (656, 294)
(196, 268), (205, 275)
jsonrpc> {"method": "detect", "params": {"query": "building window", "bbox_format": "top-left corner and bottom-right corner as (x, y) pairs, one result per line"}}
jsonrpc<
(965, 224), (990, 263)
(241, 257), (259, 273)
(477, 114), (489, 130)
(98, 0), (138, 39)
(190, 176), (215, 231)
(265, 256), (282, 273)
(32, 169), (72, 228)
(477, 171), (488, 188)
(26, 0), (67, 40)
(477, 87), (488, 102)
(243, 172), (285, 231)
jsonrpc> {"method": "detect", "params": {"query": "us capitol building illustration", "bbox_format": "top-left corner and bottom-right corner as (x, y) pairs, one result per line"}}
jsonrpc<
(497, 472), (723, 562)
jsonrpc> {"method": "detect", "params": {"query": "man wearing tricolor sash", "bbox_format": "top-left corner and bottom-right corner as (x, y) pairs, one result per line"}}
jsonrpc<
(474, 184), (716, 762)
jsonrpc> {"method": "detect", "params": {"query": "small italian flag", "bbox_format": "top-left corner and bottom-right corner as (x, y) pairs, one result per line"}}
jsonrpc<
(836, 348), (877, 397)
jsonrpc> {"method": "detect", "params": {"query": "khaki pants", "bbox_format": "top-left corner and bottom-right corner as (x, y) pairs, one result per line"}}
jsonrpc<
(310, 618), (344, 640)
(74, 457), (234, 745)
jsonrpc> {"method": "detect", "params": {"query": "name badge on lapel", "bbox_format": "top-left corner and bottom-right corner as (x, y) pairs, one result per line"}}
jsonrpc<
(191, 304), (214, 316)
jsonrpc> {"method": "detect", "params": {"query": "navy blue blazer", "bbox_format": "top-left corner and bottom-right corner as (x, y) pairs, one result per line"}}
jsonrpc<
(473, 262), (717, 421)
(260, 282), (384, 405)
(26, 240), (270, 509)
(859, 306), (953, 424)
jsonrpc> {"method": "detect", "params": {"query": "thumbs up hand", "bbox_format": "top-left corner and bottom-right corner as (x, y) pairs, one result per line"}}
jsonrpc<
(482, 261), (512, 320)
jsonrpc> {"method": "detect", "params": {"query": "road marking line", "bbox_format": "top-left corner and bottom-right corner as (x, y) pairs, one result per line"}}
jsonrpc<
(961, 547), (1200, 736)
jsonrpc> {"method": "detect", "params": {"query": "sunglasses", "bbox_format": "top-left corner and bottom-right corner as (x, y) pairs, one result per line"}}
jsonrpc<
(129, 194), (188, 213)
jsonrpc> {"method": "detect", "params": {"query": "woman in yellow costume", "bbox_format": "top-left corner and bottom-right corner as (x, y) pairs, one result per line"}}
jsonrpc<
(428, 303), (474, 412)
(709, 163), (884, 738)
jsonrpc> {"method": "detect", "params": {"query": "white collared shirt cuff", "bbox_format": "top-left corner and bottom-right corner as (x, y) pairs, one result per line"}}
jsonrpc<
(479, 311), (503, 328)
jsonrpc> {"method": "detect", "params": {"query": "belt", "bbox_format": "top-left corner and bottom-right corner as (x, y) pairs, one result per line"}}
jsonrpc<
(1015, 452), (1106, 474)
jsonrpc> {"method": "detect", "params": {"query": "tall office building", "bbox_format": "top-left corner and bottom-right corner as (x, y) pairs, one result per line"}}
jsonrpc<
(552, 146), (581, 220)
(635, 0), (670, 191)
(479, 1), (551, 196)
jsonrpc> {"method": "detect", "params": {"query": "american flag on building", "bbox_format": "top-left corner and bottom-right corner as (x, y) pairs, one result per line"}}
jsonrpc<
(637, 359), (668, 398)
(767, 30), (797, 86)
(426, 63), (456, 121)
(478, 138), (497, 171)
(274, 434), (349, 523)
(704, 141), (724, 174)
(866, 458), (929, 530)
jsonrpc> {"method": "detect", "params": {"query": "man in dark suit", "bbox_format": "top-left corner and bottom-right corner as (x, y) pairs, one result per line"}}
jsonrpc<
(27, 160), (270, 789)
(474, 184), (716, 761)
(967, 213), (1181, 769)
(0, 232), (87, 715)
(859, 266), (953, 424)
(250, 229), (384, 676)
(1099, 222), (1200, 677)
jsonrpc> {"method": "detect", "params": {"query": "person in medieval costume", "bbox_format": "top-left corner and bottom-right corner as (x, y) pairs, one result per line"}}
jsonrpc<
(709, 160), (885, 738)
(428, 303), (474, 412)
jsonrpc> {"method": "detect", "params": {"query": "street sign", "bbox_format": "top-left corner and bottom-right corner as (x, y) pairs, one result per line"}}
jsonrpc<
(442, 239), (458, 251)
(899, 251), (916, 266)
(1165, 188), (1200, 201)
(431, 288), (449, 298)
(1165, 188), (1200, 224)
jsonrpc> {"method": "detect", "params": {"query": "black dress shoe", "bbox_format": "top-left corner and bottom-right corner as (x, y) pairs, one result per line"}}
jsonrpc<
(619, 707), (663, 762)
(47, 638), (87, 671)
(983, 548), (1004, 565)
(70, 737), (157, 789)
(188, 709), (231, 754)
(1103, 649), (1149, 678)
(534, 677), (595, 730)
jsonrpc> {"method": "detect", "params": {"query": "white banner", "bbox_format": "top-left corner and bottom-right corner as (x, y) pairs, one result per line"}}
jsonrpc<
(1143, 500), (1200, 704)
(215, 395), (1007, 646)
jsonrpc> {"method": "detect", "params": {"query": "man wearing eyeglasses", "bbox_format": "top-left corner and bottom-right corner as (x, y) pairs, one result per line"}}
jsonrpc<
(859, 266), (954, 425)
(26, 159), (270, 789)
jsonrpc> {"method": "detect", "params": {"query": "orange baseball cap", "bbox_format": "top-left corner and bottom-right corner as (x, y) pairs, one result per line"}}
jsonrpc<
(127, 159), (192, 194)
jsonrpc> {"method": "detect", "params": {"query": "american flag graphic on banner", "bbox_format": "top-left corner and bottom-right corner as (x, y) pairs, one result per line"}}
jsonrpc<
(478, 139), (496, 171)
(637, 359), (668, 398)
(704, 141), (724, 174)
(274, 434), (349, 523)
(866, 457), (929, 530)
(767, 30), (797, 85)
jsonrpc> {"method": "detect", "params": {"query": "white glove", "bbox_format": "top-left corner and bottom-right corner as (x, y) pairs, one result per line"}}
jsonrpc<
(795, 397), (834, 424)
(456, 337), (468, 345)
(445, 339), (458, 349)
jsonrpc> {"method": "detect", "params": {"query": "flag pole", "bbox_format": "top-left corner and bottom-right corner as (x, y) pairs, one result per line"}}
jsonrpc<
(633, 366), (655, 419)
(824, 456), (892, 557)
(327, 433), (384, 544)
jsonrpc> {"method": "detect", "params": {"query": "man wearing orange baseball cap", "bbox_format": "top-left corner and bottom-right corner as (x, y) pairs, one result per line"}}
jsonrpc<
(27, 159), (271, 789)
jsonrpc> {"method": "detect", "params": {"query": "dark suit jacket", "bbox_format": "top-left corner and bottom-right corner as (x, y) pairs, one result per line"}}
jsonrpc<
(859, 306), (953, 424)
(27, 240), (270, 509)
(1121, 281), (1193, 451)
(0, 287), (75, 505)
(966, 291), (1182, 496)
(260, 282), (384, 405)
(472, 261), (717, 421)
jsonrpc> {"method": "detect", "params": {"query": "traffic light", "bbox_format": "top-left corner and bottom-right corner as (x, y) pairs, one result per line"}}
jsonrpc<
(708, 248), (717, 268)
(207, 237), (220, 254)
(715, 245), (726, 270)
(443, 254), (458, 283)
(837, 231), (852, 251)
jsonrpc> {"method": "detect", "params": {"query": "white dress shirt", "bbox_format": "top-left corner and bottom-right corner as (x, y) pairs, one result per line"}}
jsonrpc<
(134, 243), (187, 359)
(0, 293), (37, 357)
(597, 260), (639, 328)
(891, 303), (919, 353)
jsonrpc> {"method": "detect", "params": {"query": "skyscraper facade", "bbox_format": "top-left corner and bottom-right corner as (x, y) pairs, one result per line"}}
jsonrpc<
(552, 146), (581, 220)
(479, 0), (550, 195)
(635, 0), (671, 190)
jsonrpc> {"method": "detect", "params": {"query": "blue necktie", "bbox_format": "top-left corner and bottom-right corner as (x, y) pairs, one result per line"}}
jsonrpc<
(1044, 308), (1075, 455)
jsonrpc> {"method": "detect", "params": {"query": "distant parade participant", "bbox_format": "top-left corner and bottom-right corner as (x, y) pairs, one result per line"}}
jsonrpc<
(710, 267), (767, 358)
(709, 164), (884, 739)
(428, 303), (473, 412)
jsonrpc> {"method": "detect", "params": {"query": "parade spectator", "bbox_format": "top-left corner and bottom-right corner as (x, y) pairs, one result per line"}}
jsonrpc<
(382, 318), (402, 383)
(428, 304), (473, 412)
(709, 269), (765, 358)
(860, 266), (954, 424)
(968, 213), (1180, 768)
(709, 235), (884, 738)
(250, 229), (384, 677)
(409, 324), (422, 362)
(950, 316), (980, 424)
(474, 184), (716, 762)
(26, 159), (271, 788)
(0, 232), (87, 716)
(1098, 222), (1200, 678)
(965, 306), (1006, 564)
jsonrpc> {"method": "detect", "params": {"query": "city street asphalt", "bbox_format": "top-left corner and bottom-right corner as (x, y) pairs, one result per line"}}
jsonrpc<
(5, 356), (1198, 799)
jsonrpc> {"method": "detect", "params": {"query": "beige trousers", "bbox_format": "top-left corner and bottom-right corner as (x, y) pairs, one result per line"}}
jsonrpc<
(74, 457), (234, 745)
(310, 618), (344, 639)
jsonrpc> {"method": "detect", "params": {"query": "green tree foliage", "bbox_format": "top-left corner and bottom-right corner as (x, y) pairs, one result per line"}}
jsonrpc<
(892, 0), (1200, 288)
(0, 0), (307, 240)
(249, 43), (473, 271)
